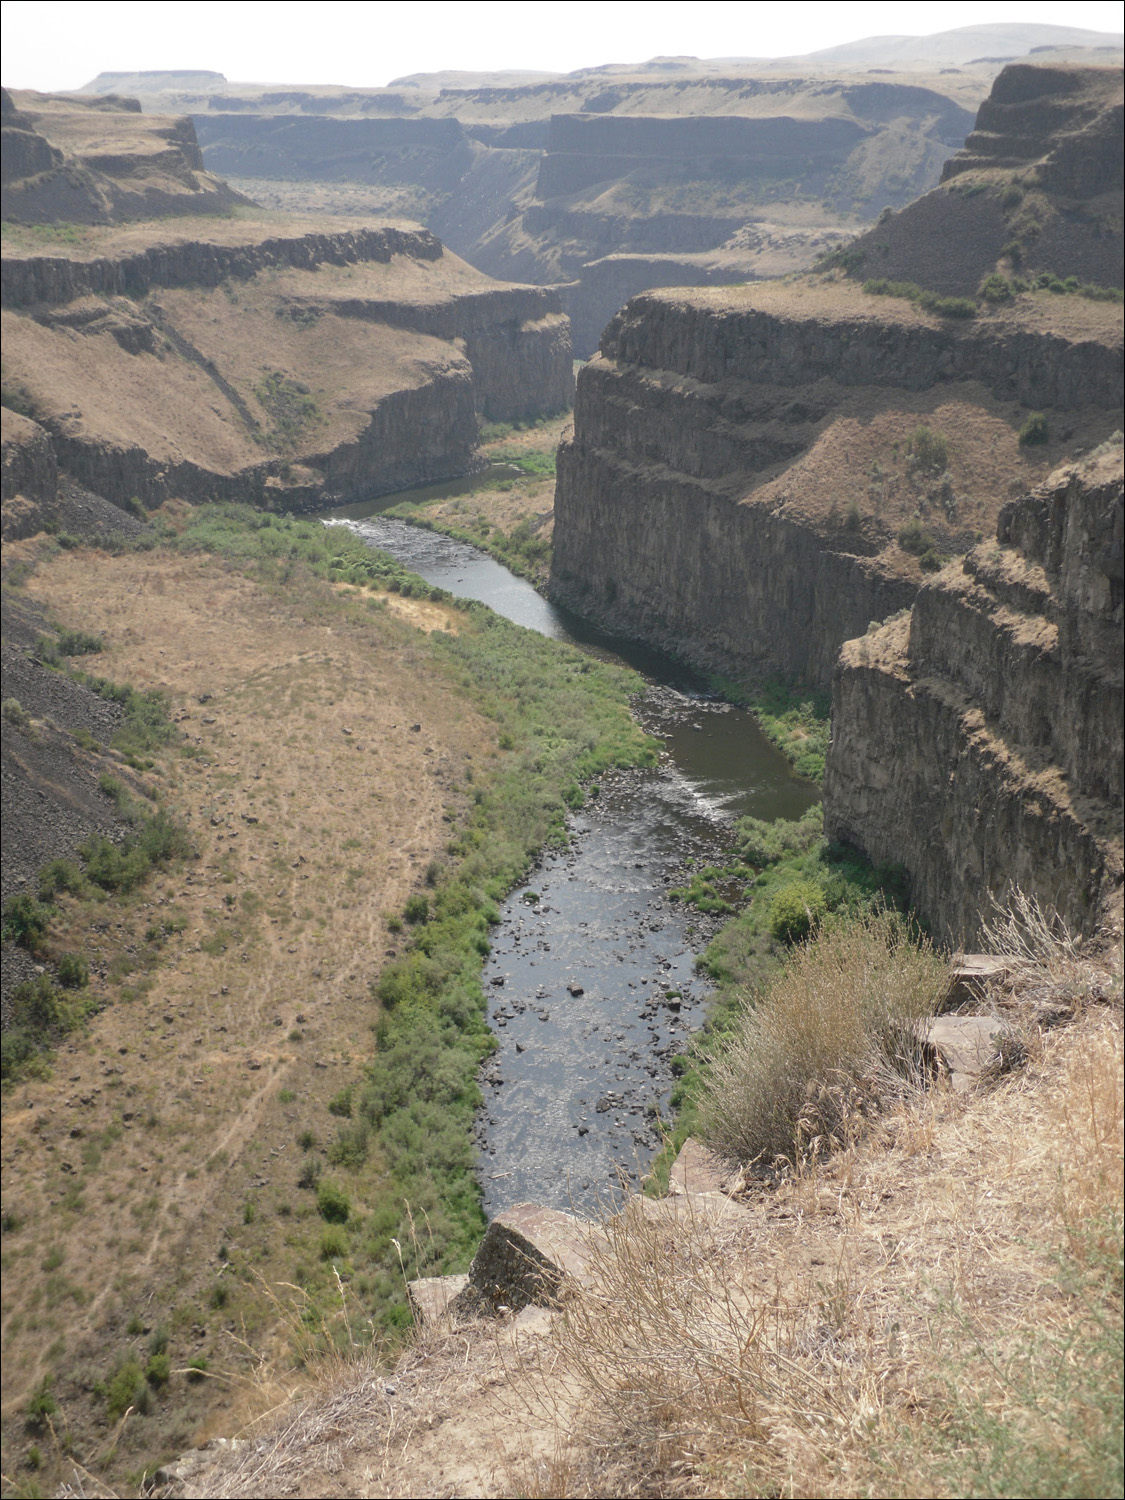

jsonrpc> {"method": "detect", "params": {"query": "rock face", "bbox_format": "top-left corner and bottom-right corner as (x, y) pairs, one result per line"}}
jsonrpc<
(549, 280), (1121, 686)
(1, 409), (57, 504)
(189, 72), (982, 357)
(824, 450), (1124, 943)
(2, 224), (572, 512)
(1, 88), (249, 224)
(840, 64), (1123, 296)
(0, 223), (442, 307)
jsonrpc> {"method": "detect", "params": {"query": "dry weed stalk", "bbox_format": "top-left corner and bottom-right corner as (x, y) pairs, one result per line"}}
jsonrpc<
(980, 888), (1118, 1017)
(700, 909), (947, 1169)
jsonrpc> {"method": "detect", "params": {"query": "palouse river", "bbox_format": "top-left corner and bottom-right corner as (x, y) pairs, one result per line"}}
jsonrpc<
(328, 497), (818, 1214)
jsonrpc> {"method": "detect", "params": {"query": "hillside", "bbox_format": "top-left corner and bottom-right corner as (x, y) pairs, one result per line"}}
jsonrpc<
(840, 63), (1124, 294)
(550, 273), (1121, 686)
(82, 25), (1122, 356)
(2, 213), (571, 514)
(1, 88), (249, 225)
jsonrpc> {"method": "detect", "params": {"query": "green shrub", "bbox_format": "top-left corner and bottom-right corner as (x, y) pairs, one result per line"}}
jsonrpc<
(403, 893), (430, 925)
(919, 547), (945, 573)
(327, 1120), (369, 1168)
(186, 1356), (208, 1382)
(1, 894), (53, 950)
(315, 1180), (350, 1224)
(768, 881), (828, 944)
(906, 426), (949, 477)
(862, 279), (976, 318)
(1019, 412), (1049, 446)
(56, 953), (89, 989)
(979, 273), (1014, 303)
(38, 859), (86, 901)
(55, 629), (104, 657)
(145, 1352), (171, 1387)
(104, 1357), (146, 1420)
(25, 1376), (58, 1433)
(319, 1225), (349, 1260)
(736, 806), (823, 868)
(296, 1154), (321, 1189)
(2, 697), (30, 729)
(898, 518), (937, 556)
(327, 1086), (353, 1118)
(700, 910), (947, 1167)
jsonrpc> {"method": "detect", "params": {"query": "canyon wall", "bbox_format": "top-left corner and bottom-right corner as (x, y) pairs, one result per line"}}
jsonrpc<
(2, 224), (571, 513)
(824, 450), (1124, 943)
(1, 88), (249, 224)
(189, 72), (983, 356)
(840, 64), (1123, 295)
(550, 280), (1122, 686)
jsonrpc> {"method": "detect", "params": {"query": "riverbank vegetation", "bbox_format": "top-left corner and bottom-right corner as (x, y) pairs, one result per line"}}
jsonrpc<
(0, 506), (657, 1489)
(159, 507), (657, 1328)
(659, 805), (911, 1174)
(169, 902), (1122, 1500)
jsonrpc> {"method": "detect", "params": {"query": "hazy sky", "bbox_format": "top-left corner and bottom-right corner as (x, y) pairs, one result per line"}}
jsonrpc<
(2, 1), (1122, 92)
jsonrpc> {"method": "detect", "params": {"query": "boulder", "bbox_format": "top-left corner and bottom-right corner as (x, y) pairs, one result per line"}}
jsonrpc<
(924, 1014), (1015, 1091)
(406, 1272), (468, 1327)
(667, 1135), (730, 1197)
(455, 1202), (603, 1315)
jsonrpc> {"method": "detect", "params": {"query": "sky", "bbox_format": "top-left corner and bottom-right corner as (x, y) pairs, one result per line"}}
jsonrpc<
(2, 0), (1122, 93)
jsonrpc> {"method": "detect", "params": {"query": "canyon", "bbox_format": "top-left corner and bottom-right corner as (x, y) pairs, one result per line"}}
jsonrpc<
(1, 41), (1123, 1499)
(2, 100), (572, 519)
(87, 24), (1123, 355)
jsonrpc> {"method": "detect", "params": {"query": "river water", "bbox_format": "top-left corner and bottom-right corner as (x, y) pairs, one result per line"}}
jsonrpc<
(327, 500), (818, 1214)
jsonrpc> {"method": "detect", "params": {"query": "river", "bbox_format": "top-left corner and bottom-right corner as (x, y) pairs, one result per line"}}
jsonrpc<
(327, 500), (818, 1214)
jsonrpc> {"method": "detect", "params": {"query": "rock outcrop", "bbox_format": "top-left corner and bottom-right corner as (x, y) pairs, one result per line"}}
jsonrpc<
(1, 88), (249, 224)
(189, 72), (983, 356)
(824, 448), (1124, 943)
(839, 64), (1123, 296)
(550, 279), (1121, 686)
(2, 222), (572, 512)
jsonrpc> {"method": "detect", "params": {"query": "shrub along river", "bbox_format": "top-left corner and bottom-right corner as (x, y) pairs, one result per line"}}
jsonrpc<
(329, 495), (818, 1215)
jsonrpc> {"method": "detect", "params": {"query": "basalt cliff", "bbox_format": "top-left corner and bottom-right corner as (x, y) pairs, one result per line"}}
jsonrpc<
(825, 448), (1124, 943)
(549, 63), (1123, 688)
(2, 212), (571, 518)
(549, 277), (1121, 686)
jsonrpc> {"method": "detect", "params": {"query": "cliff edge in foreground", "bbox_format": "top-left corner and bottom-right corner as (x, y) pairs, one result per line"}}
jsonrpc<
(825, 446), (1124, 944)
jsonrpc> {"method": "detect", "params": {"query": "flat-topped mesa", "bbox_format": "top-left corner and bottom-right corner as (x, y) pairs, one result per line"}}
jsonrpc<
(824, 448), (1124, 945)
(1, 223), (572, 512)
(549, 278), (1121, 687)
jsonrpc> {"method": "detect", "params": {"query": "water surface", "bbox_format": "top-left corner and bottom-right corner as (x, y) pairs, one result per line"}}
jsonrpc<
(329, 509), (818, 1212)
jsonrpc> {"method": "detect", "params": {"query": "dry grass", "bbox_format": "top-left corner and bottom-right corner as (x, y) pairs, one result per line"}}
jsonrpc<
(181, 920), (1122, 1500)
(0, 544), (495, 1476)
(698, 910), (949, 1169)
(528, 988), (1122, 1499)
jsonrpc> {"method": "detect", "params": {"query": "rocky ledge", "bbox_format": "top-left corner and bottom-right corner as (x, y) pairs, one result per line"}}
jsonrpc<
(550, 280), (1121, 687)
(824, 448), (1124, 944)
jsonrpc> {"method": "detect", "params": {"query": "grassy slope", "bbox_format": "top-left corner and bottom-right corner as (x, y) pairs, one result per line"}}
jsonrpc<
(0, 506), (654, 1493)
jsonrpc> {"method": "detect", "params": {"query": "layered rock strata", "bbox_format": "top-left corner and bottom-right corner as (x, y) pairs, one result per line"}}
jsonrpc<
(550, 281), (1121, 685)
(824, 450), (1124, 943)
(841, 64), (1123, 296)
(1, 88), (248, 225)
(1, 226), (571, 511)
